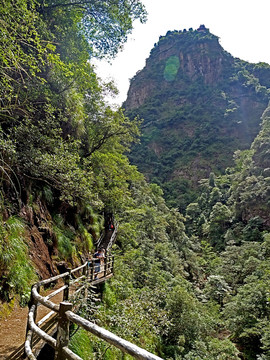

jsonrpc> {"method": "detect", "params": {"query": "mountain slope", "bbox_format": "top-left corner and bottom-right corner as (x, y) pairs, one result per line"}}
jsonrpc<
(124, 26), (270, 210)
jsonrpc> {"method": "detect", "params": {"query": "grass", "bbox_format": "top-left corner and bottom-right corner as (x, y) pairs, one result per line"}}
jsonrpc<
(0, 216), (37, 305)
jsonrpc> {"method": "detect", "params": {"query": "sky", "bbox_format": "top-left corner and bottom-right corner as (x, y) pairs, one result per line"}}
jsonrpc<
(93, 0), (270, 106)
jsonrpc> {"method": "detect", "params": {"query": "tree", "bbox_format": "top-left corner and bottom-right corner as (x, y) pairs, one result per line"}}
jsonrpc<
(38, 0), (147, 58)
(203, 202), (232, 250)
(223, 275), (270, 359)
(165, 282), (221, 357)
(0, 0), (48, 119)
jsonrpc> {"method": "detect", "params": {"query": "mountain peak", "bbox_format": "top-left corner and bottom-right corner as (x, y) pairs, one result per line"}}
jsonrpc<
(124, 29), (270, 209)
(125, 26), (231, 109)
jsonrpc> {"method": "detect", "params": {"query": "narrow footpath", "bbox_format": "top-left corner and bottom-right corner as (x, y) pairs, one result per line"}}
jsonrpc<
(0, 288), (64, 360)
(0, 301), (28, 359)
(1, 224), (117, 359)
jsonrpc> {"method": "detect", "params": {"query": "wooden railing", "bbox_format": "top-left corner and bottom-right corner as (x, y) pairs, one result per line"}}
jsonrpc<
(25, 255), (163, 360)
(106, 222), (118, 250)
(96, 222), (118, 250)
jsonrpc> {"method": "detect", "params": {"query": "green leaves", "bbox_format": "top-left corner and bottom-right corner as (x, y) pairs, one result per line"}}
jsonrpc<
(39, 0), (147, 58)
(0, 216), (36, 304)
(84, 107), (141, 157)
(0, 0), (42, 116)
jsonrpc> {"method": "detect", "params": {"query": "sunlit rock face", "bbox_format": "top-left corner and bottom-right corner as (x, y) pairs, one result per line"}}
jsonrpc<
(125, 27), (230, 109)
(124, 27), (270, 209)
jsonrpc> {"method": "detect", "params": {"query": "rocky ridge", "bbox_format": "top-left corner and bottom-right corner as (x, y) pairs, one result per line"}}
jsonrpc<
(124, 26), (270, 209)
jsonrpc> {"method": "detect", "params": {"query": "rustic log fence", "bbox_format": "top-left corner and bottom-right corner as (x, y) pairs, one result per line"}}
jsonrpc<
(96, 222), (118, 251)
(25, 255), (163, 360)
(106, 222), (118, 251)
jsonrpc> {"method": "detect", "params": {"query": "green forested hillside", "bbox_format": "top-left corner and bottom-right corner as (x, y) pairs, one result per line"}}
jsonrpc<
(0, 0), (145, 299)
(1, 3), (270, 360)
(124, 27), (270, 210)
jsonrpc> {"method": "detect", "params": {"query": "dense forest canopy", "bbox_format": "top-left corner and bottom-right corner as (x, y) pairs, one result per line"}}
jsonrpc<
(1, 2), (270, 360)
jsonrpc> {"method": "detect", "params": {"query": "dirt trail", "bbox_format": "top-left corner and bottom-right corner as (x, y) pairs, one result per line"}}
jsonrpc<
(0, 301), (29, 360)
(0, 260), (108, 359)
(0, 288), (64, 360)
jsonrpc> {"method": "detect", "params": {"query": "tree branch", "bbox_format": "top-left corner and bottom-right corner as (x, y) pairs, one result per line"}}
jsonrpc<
(85, 129), (130, 157)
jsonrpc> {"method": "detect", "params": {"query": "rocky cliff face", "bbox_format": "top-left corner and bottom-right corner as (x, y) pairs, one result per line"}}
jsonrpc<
(125, 29), (232, 107)
(124, 27), (270, 210)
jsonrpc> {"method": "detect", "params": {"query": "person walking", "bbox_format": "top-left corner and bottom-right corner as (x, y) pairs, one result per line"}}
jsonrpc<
(93, 248), (105, 279)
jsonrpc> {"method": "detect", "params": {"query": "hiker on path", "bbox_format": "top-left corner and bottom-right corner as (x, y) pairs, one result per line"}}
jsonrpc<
(93, 248), (105, 278)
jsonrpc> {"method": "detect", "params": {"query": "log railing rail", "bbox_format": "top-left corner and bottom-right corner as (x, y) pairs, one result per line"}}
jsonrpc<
(107, 222), (118, 250)
(96, 221), (118, 250)
(25, 255), (163, 360)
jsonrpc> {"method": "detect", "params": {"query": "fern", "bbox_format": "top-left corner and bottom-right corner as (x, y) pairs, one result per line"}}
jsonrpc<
(0, 216), (37, 305)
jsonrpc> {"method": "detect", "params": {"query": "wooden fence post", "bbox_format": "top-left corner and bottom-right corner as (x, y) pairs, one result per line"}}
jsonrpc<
(54, 301), (72, 360)
(106, 253), (110, 275)
(63, 268), (71, 301)
(83, 261), (88, 299)
(112, 255), (115, 275)
(104, 256), (108, 277)
(25, 284), (40, 349)
(90, 259), (94, 281)
(85, 258), (89, 278)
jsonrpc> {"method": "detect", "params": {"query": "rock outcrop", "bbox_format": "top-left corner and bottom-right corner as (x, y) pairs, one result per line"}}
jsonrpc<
(124, 26), (270, 209)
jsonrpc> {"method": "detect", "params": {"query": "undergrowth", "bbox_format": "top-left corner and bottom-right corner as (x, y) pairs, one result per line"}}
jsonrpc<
(0, 216), (37, 305)
(53, 214), (76, 261)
